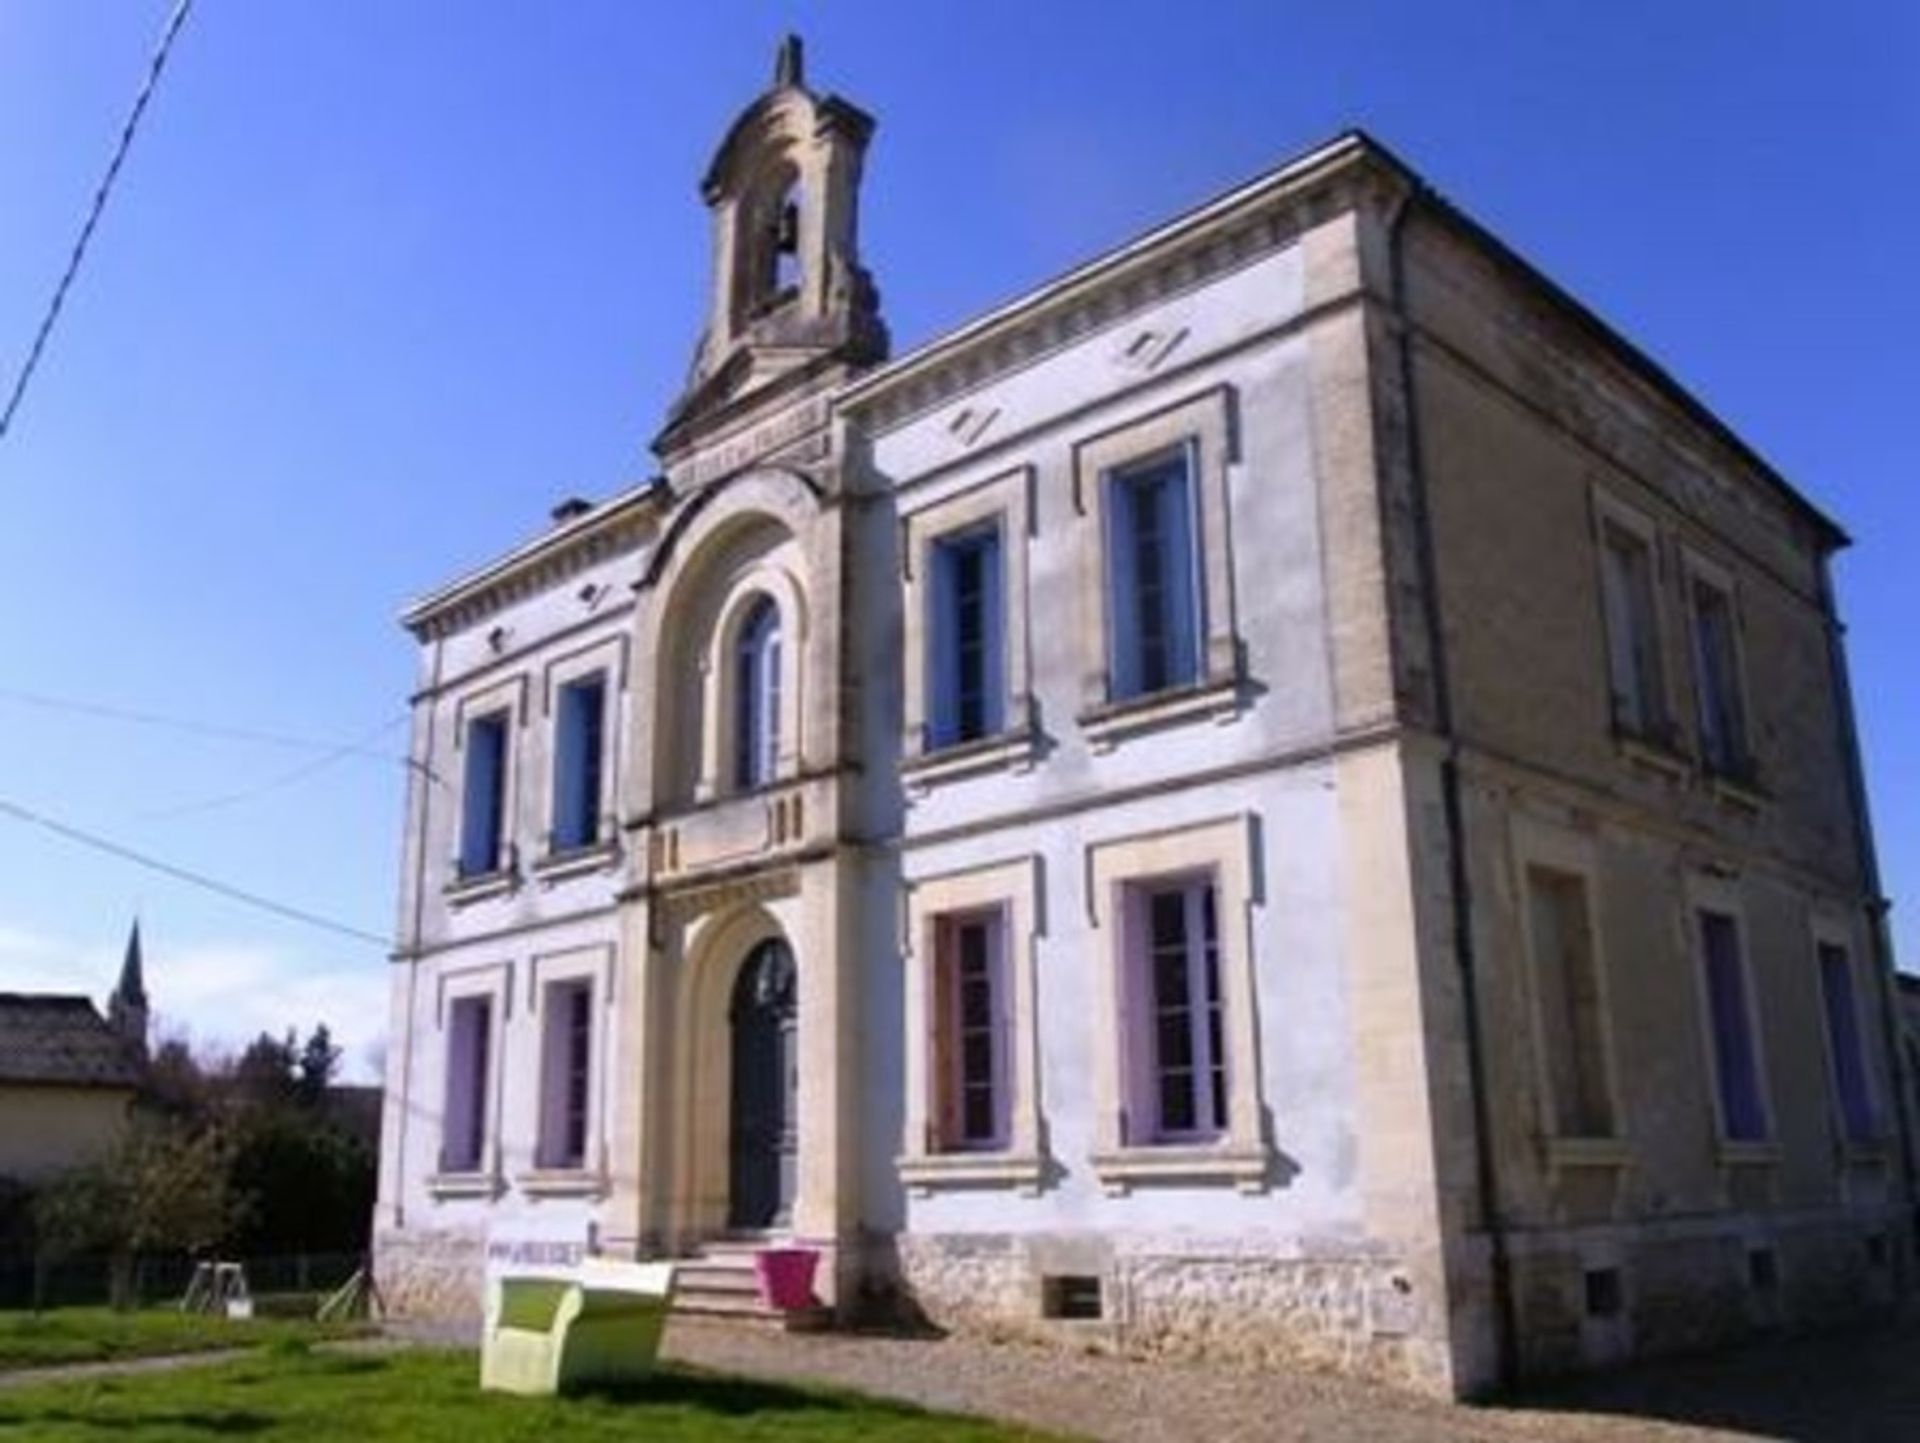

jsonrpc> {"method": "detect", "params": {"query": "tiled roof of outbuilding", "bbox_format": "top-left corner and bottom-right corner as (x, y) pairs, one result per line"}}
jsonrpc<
(0, 994), (141, 1089)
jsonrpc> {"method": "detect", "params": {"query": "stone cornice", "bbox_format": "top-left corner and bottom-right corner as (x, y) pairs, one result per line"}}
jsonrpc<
(835, 130), (1391, 433)
(400, 484), (666, 641)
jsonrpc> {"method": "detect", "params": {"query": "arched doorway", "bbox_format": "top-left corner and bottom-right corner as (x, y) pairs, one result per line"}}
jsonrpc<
(728, 938), (797, 1230)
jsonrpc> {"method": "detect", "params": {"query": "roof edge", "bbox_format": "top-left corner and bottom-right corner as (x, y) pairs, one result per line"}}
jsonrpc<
(399, 480), (666, 635)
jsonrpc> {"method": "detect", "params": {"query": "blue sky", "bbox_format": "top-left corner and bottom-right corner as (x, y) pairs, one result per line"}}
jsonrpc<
(0, 3), (1914, 1078)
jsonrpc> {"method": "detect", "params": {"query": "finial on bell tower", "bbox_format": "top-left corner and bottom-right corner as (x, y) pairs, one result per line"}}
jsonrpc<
(774, 34), (804, 90)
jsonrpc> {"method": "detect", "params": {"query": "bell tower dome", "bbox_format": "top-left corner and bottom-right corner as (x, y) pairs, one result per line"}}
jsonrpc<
(661, 36), (886, 451)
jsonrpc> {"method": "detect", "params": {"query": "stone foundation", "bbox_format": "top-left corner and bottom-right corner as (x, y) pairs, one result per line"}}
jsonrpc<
(374, 1224), (486, 1323)
(1509, 1208), (1911, 1378)
(884, 1231), (1448, 1391)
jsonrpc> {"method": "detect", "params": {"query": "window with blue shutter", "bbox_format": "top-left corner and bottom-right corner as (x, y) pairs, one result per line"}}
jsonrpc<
(1107, 447), (1200, 702)
(458, 712), (509, 878)
(927, 524), (1005, 750)
(1699, 910), (1767, 1142)
(551, 673), (606, 853)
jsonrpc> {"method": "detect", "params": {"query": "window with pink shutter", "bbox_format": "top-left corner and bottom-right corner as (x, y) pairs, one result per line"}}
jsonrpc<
(933, 909), (1009, 1151)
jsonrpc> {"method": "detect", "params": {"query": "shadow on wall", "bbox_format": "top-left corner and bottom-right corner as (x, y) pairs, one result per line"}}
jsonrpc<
(1497, 1319), (1920, 1442)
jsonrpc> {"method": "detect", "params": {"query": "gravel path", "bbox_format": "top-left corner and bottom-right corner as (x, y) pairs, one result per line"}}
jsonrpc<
(0, 1347), (253, 1391)
(661, 1316), (1920, 1442)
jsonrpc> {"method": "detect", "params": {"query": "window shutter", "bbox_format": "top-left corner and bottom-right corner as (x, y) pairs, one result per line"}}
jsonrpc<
(931, 920), (958, 1151)
(928, 543), (959, 748)
(1107, 480), (1142, 700)
(1162, 453), (1201, 689)
(991, 910), (1013, 1148)
(460, 718), (506, 876)
(980, 530), (1006, 737)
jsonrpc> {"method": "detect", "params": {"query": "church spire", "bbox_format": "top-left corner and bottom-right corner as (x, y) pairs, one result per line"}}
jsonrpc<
(108, 918), (150, 1059)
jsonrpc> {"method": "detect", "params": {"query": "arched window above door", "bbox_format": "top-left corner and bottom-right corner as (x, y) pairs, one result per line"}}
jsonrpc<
(733, 595), (782, 791)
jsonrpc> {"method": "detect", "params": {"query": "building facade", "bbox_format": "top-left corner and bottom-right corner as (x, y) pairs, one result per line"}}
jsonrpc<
(374, 42), (1911, 1396)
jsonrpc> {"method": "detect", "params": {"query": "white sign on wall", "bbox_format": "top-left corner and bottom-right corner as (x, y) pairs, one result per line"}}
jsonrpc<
(484, 1221), (591, 1281)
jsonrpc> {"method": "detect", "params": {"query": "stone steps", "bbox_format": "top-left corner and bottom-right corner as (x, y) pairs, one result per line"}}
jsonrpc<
(667, 1240), (827, 1330)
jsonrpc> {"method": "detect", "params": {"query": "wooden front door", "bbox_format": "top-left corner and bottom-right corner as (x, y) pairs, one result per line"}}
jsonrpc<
(728, 939), (797, 1230)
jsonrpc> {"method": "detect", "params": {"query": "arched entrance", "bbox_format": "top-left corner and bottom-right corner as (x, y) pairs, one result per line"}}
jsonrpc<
(728, 938), (797, 1230)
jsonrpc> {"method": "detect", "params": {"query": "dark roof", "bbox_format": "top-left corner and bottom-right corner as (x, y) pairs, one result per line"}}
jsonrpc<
(0, 995), (141, 1089)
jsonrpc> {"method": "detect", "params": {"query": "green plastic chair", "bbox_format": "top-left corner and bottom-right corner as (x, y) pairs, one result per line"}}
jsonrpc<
(480, 1260), (677, 1396)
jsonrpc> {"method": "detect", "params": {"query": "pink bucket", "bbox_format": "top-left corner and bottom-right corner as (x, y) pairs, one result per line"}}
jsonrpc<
(753, 1247), (820, 1311)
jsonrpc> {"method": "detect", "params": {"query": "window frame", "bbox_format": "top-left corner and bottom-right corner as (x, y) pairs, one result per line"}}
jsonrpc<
(535, 637), (626, 877)
(696, 568), (806, 803)
(731, 595), (783, 792)
(933, 906), (1013, 1153)
(898, 857), (1044, 1194)
(1685, 875), (1776, 1160)
(1811, 915), (1882, 1151)
(926, 522), (1007, 752)
(1086, 814), (1267, 1193)
(899, 465), (1035, 784)
(1072, 387), (1241, 749)
(1589, 492), (1675, 750)
(1680, 548), (1758, 790)
(432, 964), (510, 1189)
(1511, 816), (1626, 1163)
(447, 675), (526, 895)
(1124, 873), (1228, 1144)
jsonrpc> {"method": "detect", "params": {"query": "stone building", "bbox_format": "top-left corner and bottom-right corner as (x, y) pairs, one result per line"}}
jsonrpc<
(374, 40), (1910, 1396)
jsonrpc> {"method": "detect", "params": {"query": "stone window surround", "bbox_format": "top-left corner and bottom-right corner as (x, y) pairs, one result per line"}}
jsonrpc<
(1085, 814), (1268, 1193)
(444, 674), (529, 903)
(533, 637), (628, 877)
(1677, 544), (1762, 806)
(1509, 814), (1630, 1173)
(898, 855), (1045, 1195)
(1071, 385), (1242, 751)
(518, 943), (616, 1197)
(1589, 486), (1684, 774)
(693, 562), (808, 804)
(1808, 910), (1888, 1161)
(427, 960), (512, 1197)
(898, 465), (1037, 786)
(1684, 870), (1781, 1168)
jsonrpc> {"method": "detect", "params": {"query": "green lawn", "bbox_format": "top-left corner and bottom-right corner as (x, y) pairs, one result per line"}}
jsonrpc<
(0, 1308), (369, 1372)
(0, 1346), (1065, 1440)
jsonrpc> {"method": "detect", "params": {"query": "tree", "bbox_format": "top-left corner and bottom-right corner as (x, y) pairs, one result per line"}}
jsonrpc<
(34, 1116), (236, 1308)
(233, 1030), (298, 1107)
(295, 1024), (340, 1107)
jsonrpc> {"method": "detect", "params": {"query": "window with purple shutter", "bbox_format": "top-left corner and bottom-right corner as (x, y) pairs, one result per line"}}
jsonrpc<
(1818, 942), (1876, 1144)
(1124, 876), (1225, 1143)
(1699, 910), (1767, 1142)
(936, 910), (1008, 1151)
(441, 994), (492, 1173)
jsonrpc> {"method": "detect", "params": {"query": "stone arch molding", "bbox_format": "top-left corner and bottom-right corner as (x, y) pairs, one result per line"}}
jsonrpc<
(632, 467), (822, 815)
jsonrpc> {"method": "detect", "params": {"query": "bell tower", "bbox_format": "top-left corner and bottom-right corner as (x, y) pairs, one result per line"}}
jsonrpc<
(661, 35), (886, 450)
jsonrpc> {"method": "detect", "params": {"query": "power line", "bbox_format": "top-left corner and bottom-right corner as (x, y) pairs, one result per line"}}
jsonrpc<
(141, 716), (411, 821)
(0, 0), (198, 444)
(0, 683), (411, 761)
(0, 795), (389, 949)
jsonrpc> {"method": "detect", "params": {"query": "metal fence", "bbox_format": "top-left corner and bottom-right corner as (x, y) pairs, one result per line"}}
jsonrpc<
(0, 1250), (363, 1312)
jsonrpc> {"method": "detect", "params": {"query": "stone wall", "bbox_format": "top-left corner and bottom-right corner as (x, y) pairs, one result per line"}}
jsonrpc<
(1508, 1209), (1908, 1377)
(373, 1225), (486, 1323)
(888, 1231), (1446, 1392)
